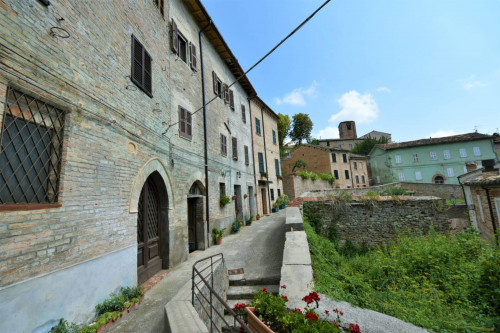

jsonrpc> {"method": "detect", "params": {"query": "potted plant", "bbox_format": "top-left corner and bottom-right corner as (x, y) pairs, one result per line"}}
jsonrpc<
(272, 200), (280, 213)
(212, 227), (226, 245)
(246, 214), (254, 226)
(256, 214), (260, 221)
(244, 193), (248, 199)
(232, 219), (242, 233)
(279, 194), (289, 209)
(260, 172), (268, 179)
(220, 194), (230, 208)
(231, 195), (237, 200)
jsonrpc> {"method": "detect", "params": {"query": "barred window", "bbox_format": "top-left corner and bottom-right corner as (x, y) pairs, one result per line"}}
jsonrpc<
(0, 88), (65, 204)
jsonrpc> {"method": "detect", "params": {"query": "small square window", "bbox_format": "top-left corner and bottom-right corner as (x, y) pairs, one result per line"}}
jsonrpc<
(459, 148), (467, 158)
(430, 151), (437, 160)
(473, 147), (481, 156)
(443, 150), (450, 159)
(399, 173), (405, 181)
(395, 155), (402, 164)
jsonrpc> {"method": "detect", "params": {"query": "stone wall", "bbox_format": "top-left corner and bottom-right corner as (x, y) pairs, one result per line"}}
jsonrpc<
(282, 175), (334, 201)
(303, 199), (468, 246)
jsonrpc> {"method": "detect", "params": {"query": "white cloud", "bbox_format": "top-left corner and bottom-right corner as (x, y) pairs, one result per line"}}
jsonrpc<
(428, 130), (457, 138)
(376, 87), (391, 93)
(315, 126), (339, 140)
(328, 91), (379, 124)
(461, 75), (487, 90)
(275, 81), (317, 106)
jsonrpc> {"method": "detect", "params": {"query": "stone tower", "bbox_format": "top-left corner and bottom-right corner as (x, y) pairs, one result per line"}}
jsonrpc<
(338, 121), (357, 139)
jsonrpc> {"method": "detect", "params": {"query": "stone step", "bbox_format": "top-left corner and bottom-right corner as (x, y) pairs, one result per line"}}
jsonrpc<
(229, 276), (281, 286)
(227, 284), (279, 300)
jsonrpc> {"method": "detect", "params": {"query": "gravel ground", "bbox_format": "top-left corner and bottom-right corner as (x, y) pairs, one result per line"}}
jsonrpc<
(315, 294), (429, 333)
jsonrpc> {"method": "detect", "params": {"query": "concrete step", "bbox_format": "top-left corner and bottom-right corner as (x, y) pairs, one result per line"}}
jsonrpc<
(227, 284), (279, 300)
(229, 276), (281, 286)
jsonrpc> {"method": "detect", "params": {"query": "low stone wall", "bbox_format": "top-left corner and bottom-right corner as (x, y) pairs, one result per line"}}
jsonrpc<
(303, 199), (468, 246)
(283, 175), (334, 201)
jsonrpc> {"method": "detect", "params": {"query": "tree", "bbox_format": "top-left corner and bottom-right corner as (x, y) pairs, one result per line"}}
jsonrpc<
(277, 113), (291, 149)
(289, 113), (313, 144)
(351, 136), (389, 155)
(292, 159), (307, 173)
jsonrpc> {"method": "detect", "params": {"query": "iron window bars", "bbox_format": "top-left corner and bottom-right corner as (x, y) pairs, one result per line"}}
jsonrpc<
(0, 87), (65, 204)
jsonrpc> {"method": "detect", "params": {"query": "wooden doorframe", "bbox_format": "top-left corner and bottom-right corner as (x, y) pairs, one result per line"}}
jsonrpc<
(261, 187), (268, 215)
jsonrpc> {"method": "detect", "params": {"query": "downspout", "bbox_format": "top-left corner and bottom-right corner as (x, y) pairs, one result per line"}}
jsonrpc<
(483, 186), (499, 245)
(261, 105), (271, 214)
(248, 96), (257, 216)
(199, 21), (212, 246)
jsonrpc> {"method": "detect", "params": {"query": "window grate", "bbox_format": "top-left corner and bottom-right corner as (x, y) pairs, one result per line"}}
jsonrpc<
(0, 88), (65, 204)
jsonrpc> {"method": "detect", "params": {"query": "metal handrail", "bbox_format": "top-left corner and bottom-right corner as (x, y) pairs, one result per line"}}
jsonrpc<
(192, 253), (252, 332)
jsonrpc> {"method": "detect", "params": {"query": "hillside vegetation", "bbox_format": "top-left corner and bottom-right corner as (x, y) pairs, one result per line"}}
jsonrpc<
(304, 216), (500, 332)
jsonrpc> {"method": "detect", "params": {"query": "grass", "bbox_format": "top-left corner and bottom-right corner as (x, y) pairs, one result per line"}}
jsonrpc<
(304, 217), (500, 333)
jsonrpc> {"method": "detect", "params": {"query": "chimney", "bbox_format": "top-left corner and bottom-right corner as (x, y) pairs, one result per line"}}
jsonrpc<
(465, 162), (477, 173)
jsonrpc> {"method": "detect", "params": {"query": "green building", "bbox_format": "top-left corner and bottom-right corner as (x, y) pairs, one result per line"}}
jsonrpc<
(369, 133), (497, 185)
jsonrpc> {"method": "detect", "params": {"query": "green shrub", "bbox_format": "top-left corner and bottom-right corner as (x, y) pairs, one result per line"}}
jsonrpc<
(380, 186), (408, 196)
(50, 319), (79, 333)
(231, 219), (242, 233)
(304, 216), (500, 332)
(337, 190), (353, 201)
(318, 173), (335, 185)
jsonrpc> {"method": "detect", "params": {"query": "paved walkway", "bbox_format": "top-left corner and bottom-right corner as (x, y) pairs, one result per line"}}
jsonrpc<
(106, 210), (286, 333)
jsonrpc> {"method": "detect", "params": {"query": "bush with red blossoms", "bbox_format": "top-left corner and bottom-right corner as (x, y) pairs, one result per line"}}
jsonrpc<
(349, 323), (362, 333)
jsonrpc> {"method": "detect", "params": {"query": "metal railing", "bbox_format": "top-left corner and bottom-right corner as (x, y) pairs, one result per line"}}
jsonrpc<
(192, 253), (252, 332)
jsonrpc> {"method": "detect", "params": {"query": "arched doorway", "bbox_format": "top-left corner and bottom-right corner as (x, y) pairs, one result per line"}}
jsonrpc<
(187, 181), (206, 252)
(433, 174), (445, 184)
(137, 172), (169, 283)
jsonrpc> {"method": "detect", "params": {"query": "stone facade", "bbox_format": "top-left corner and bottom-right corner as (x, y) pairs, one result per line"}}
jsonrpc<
(0, 0), (258, 330)
(282, 175), (334, 201)
(303, 199), (469, 246)
(250, 97), (282, 216)
(281, 144), (369, 189)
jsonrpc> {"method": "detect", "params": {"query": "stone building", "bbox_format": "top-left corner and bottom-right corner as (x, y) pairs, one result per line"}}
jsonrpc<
(281, 144), (369, 190)
(0, 0), (257, 331)
(461, 160), (500, 243)
(318, 120), (391, 150)
(250, 97), (282, 216)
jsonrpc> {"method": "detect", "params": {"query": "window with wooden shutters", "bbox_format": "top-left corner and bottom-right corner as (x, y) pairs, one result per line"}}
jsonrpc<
(223, 84), (229, 104)
(241, 105), (246, 123)
(270, 189), (274, 201)
(258, 152), (264, 173)
(334, 170), (339, 179)
(131, 35), (153, 97)
(154, 0), (164, 17)
(232, 137), (238, 160)
(272, 130), (277, 145)
(220, 134), (227, 156)
(213, 71), (221, 97)
(255, 118), (261, 135)
(229, 90), (234, 110)
(244, 145), (249, 165)
(0, 88), (65, 205)
(275, 159), (280, 176)
(189, 42), (198, 71)
(178, 106), (192, 140)
(345, 170), (350, 179)
(332, 153), (337, 163)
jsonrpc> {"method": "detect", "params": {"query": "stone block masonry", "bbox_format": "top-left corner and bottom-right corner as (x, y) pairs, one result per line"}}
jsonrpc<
(303, 198), (468, 246)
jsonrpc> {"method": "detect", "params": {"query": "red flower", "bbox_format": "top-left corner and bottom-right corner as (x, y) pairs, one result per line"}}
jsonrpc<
(325, 310), (330, 315)
(280, 284), (287, 289)
(292, 308), (303, 314)
(310, 292), (321, 301)
(340, 311), (344, 316)
(302, 295), (313, 304)
(281, 295), (289, 302)
(305, 312), (318, 321)
(261, 288), (268, 293)
(233, 303), (247, 313)
(349, 323), (362, 333)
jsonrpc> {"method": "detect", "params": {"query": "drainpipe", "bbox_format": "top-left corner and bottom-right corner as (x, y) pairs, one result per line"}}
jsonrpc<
(483, 186), (499, 245)
(248, 96), (257, 216)
(261, 105), (272, 214)
(199, 21), (212, 246)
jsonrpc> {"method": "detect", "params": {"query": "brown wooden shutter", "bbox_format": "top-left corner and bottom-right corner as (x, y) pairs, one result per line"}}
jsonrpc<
(221, 134), (227, 156)
(186, 110), (192, 139)
(222, 84), (229, 104)
(244, 145), (249, 165)
(143, 51), (152, 96)
(241, 105), (246, 123)
(213, 71), (219, 96)
(172, 19), (178, 54)
(190, 43), (198, 71)
(178, 106), (185, 136)
(229, 89), (234, 110)
(232, 137), (238, 160)
(132, 36), (143, 86)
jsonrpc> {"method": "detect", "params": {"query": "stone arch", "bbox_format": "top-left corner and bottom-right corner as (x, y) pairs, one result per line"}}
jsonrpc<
(129, 158), (174, 213)
(432, 174), (446, 184)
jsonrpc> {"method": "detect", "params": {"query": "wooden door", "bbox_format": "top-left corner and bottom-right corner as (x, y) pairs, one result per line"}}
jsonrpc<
(188, 198), (197, 252)
(137, 177), (162, 283)
(261, 188), (268, 215)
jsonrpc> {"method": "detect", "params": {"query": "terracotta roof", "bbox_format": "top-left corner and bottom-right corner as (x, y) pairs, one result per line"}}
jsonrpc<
(374, 132), (492, 151)
(463, 173), (500, 186)
(250, 96), (279, 120)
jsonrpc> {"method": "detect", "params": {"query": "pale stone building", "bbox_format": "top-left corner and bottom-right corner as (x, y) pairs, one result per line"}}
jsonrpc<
(0, 0), (256, 331)
(250, 97), (282, 215)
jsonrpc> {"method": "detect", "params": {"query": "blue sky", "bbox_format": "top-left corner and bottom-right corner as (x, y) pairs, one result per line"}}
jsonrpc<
(202, 0), (500, 142)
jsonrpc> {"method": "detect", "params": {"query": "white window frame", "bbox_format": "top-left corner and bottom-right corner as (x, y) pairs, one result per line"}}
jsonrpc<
(376, 176), (380, 183)
(459, 148), (467, 158)
(413, 153), (419, 162)
(415, 171), (422, 180)
(443, 150), (450, 160)
(395, 155), (402, 164)
(398, 173), (405, 181)
(473, 147), (481, 156)
(447, 168), (454, 177)
(430, 151), (437, 160)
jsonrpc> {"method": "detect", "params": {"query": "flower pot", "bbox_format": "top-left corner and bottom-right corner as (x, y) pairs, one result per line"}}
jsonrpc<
(216, 238), (222, 245)
(246, 307), (274, 333)
(272, 207), (279, 213)
(280, 205), (285, 209)
(232, 195), (237, 200)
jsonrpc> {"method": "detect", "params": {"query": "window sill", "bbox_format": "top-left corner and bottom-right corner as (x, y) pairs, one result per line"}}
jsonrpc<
(0, 203), (62, 212)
